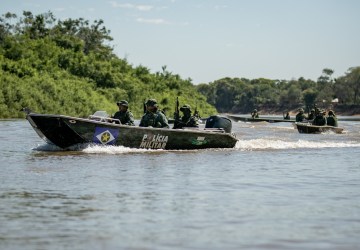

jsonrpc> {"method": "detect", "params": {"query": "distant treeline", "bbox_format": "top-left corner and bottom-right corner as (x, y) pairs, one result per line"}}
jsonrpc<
(1, 11), (359, 119)
(197, 68), (360, 114)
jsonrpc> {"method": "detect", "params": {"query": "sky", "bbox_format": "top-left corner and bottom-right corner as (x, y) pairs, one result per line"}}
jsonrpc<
(2, 0), (360, 84)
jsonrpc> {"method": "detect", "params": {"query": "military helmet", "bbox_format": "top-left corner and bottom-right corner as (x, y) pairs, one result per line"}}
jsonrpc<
(145, 99), (158, 107)
(328, 110), (335, 115)
(180, 104), (191, 111)
(117, 100), (128, 107)
(253, 109), (257, 112)
(298, 108), (304, 112)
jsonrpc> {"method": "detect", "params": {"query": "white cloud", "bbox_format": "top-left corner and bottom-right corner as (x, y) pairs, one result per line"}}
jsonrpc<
(109, 1), (153, 11)
(136, 5), (153, 11)
(136, 18), (168, 24)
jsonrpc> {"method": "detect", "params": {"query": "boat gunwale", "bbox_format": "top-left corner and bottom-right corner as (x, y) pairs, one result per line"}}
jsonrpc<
(27, 113), (237, 138)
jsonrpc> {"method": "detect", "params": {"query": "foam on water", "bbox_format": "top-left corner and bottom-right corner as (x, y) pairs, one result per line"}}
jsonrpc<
(82, 144), (152, 154)
(32, 143), (155, 154)
(235, 138), (360, 150)
(32, 138), (360, 154)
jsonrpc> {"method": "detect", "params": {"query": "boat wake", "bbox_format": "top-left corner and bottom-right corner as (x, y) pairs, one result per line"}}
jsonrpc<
(32, 139), (360, 154)
(81, 144), (153, 154)
(32, 143), (156, 154)
(235, 139), (360, 151)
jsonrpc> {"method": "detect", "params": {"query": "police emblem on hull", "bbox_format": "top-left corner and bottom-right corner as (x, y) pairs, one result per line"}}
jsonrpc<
(93, 127), (119, 145)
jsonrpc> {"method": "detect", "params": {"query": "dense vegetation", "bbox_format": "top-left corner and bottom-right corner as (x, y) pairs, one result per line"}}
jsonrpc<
(1, 11), (359, 119)
(197, 67), (360, 114)
(0, 11), (216, 118)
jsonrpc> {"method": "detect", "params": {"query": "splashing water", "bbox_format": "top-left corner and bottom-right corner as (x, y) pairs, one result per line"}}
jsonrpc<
(235, 138), (360, 150)
(31, 138), (360, 154)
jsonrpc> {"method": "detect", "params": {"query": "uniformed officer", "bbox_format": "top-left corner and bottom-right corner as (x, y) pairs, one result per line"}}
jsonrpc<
(139, 99), (169, 128)
(173, 104), (199, 129)
(112, 100), (135, 126)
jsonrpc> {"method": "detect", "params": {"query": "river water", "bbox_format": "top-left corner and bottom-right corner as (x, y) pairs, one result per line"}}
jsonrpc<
(0, 118), (359, 250)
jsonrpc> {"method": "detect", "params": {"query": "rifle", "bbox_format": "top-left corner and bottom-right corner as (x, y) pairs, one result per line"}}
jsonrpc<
(193, 104), (200, 118)
(174, 97), (180, 127)
(143, 99), (146, 114)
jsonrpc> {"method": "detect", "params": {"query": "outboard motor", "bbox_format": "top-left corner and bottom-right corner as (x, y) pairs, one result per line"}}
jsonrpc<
(205, 115), (232, 133)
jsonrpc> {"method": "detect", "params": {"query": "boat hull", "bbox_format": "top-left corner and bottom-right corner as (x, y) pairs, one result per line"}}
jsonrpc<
(227, 114), (295, 123)
(294, 122), (344, 134)
(27, 113), (238, 150)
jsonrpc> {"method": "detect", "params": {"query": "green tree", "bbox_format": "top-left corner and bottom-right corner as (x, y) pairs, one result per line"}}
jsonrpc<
(336, 67), (360, 104)
(0, 11), (216, 118)
(302, 89), (317, 109)
(316, 68), (335, 104)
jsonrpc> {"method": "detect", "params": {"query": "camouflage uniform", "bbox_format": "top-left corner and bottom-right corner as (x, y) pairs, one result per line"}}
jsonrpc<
(113, 110), (135, 126)
(295, 108), (306, 122)
(139, 99), (169, 128)
(307, 109), (315, 120)
(251, 109), (259, 118)
(112, 100), (135, 126)
(173, 104), (199, 129)
(312, 110), (327, 126)
(326, 110), (338, 127)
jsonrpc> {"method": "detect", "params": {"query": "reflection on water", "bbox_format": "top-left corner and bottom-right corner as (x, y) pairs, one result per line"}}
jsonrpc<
(1, 191), (99, 219)
(0, 119), (360, 249)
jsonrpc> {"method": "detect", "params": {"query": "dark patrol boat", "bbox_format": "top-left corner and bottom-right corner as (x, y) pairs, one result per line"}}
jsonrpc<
(294, 122), (344, 134)
(23, 109), (238, 150)
(227, 114), (296, 123)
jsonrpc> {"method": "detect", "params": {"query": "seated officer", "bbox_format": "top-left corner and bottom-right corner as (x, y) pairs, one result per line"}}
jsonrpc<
(112, 100), (135, 126)
(173, 104), (199, 129)
(326, 110), (338, 127)
(295, 108), (306, 122)
(312, 110), (327, 126)
(251, 109), (259, 118)
(139, 99), (169, 128)
(307, 109), (315, 120)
